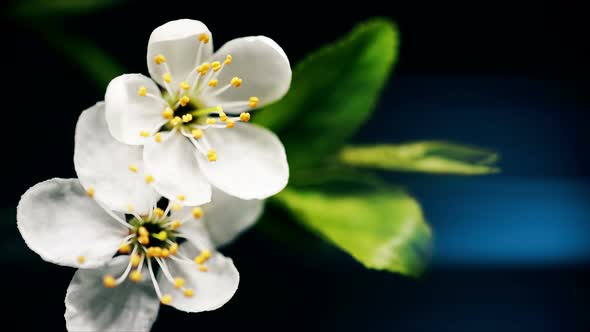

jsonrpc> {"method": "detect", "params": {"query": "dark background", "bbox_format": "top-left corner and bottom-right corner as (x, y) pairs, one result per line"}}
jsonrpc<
(1, 1), (589, 331)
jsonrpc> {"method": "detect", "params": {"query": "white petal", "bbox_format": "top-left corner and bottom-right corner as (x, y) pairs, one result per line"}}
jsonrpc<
(105, 74), (166, 145)
(65, 256), (160, 332)
(197, 123), (289, 199)
(171, 208), (215, 249)
(75, 102), (160, 215)
(143, 132), (211, 206)
(172, 188), (263, 247)
(170, 189), (263, 247)
(202, 36), (291, 114)
(147, 19), (212, 89)
(203, 188), (264, 247)
(157, 242), (239, 312)
(17, 178), (128, 269)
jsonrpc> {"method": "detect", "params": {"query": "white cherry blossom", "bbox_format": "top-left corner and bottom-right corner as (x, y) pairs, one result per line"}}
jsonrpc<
(105, 19), (291, 204)
(16, 103), (264, 331)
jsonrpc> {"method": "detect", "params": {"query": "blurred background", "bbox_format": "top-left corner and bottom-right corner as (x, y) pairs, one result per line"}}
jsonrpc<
(1, 1), (589, 331)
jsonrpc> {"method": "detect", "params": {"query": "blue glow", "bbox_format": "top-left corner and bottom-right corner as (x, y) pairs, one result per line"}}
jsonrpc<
(405, 177), (590, 266)
(358, 77), (590, 267)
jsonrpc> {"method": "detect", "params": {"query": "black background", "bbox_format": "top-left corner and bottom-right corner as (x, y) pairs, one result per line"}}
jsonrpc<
(1, 1), (589, 331)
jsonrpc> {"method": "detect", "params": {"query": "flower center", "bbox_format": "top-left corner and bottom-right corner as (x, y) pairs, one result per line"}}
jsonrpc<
(129, 210), (176, 250)
(94, 198), (212, 306)
(137, 33), (259, 162)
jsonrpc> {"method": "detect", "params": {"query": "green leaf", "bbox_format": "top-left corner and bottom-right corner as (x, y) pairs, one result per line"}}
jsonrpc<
(6, 0), (124, 17)
(340, 141), (500, 175)
(39, 27), (125, 89)
(255, 18), (399, 169)
(272, 177), (432, 277)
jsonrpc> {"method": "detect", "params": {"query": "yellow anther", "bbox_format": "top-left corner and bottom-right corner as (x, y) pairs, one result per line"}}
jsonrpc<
(182, 114), (193, 123)
(191, 129), (203, 139)
(183, 288), (194, 297)
(103, 275), (116, 288)
(152, 247), (162, 257)
(177, 195), (186, 201)
(170, 116), (182, 126)
(77, 256), (85, 264)
(192, 207), (203, 219)
(128, 164), (139, 173)
(138, 236), (149, 245)
(129, 270), (142, 283)
(198, 33), (210, 44)
(169, 242), (179, 255)
(249, 96), (259, 108)
(162, 73), (172, 83)
(179, 95), (190, 107)
(127, 204), (135, 212)
(160, 295), (173, 305)
(145, 175), (154, 184)
(161, 248), (170, 258)
(208, 149), (217, 161)
(131, 254), (142, 267)
(140, 130), (150, 137)
(226, 120), (235, 128)
(154, 133), (162, 142)
(138, 86), (147, 96)
(196, 251), (210, 264)
(154, 54), (167, 65)
(230, 77), (242, 87)
(224, 54), (232, 65)
(146, 247), (154, 258)
(219, 111), (228, 122)
(201, 249), (211, 260)
(180, 81), (190, 90)
(198, 62), (211, 75)
(194, 249), (212, 265)
(139, 226), (149, 237)
(154, 208), (165, 218)
(211, 61), (222, 72)
(194, 255), (205, 265)
(208, 79), (218, 87)
(152, 231), (168, 241)
(174, 277), (185, 289)
(86, 187), (95, 198)
(162, 107), (174, 119)
(240, 112), (251, 122)
(119, 243), (131, 254)
(206, 118), (217, 125)
(172, 202), (183, 212)
(171, 219), (181, 230)
(198, 264), (208, 272)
